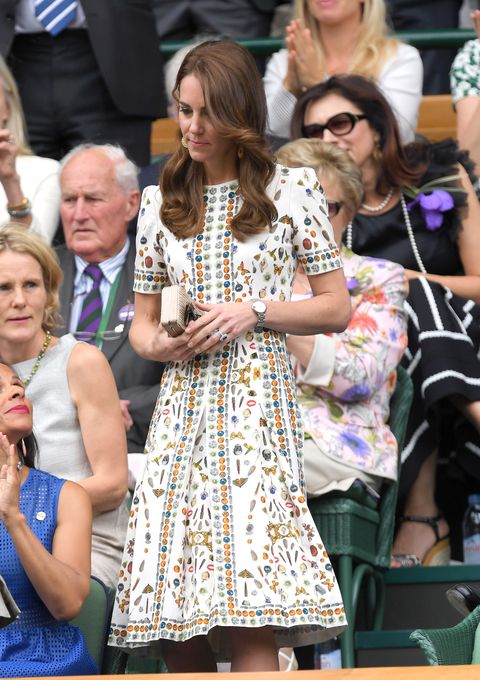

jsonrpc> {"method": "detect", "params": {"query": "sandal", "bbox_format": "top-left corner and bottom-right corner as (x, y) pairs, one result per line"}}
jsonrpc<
(391, 513), (451, 567)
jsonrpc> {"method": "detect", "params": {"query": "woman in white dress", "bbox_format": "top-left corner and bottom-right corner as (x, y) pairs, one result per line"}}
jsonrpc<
(264, 0), (423, 143)
(109, 39), (351, 672)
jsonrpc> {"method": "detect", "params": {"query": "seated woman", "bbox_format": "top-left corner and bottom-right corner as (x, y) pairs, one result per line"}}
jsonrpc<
(0, 57), (60, 243)
(450, 8), (480, 191)
(264, 0), (422, 143)
(0, 362), (98, 676)
(0, 225), (128, 588)
(290, 74), (480, 566)
(276, 138), (408, 498)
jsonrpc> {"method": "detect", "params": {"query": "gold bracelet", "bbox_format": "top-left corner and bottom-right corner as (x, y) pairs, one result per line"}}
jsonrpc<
(7, 197), (30, 212)
(7, 197), (31, 218)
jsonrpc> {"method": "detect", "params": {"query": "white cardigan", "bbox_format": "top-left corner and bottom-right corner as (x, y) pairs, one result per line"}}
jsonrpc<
(264, 42), (423, 144)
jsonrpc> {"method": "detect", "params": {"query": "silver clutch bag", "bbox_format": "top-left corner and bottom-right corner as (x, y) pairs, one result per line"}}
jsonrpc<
(160, 285), (203, 337)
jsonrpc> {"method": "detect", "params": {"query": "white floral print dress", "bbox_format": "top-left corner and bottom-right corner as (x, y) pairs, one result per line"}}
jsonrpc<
(109, 165), (347, 652)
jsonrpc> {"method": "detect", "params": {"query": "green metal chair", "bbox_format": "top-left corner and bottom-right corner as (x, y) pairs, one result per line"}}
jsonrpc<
(308, 365), (414, 667)
(70, 575), (127, 674)
(410, 605), (480, 665)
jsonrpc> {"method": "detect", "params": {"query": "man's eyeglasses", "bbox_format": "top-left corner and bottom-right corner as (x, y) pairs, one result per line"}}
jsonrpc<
(326, 200), (343, 219)
(73, 330), (125, 342)
(302, 112), (368, 139)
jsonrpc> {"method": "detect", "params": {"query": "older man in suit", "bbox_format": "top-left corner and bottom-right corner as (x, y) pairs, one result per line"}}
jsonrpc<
(56, 143), (164, 452)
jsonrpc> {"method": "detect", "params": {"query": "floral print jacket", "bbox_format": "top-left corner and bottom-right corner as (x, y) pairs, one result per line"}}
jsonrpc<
(291, 249), (408, 483)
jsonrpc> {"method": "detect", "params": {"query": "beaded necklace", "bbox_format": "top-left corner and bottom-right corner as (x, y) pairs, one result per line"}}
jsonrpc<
(23, 331), (52, 387)
(361, 188), (394, 213)
(345, 194), (427, 274)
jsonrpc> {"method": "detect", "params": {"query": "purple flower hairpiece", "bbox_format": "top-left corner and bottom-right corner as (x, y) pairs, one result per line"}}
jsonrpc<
(407, 189), (454, 231)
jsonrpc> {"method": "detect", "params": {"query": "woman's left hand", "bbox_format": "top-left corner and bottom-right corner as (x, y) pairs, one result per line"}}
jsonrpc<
(183, 301), (258, 353)
(0, 433), (21, 524)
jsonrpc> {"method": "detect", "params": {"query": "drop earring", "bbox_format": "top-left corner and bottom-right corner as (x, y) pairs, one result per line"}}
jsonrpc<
(237, 146), (244, 159)
(17, 439), (25, 471)
(181, 136), (188, 148)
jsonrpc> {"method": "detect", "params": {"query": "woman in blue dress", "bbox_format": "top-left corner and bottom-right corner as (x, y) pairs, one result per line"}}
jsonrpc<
(0, 362), (97, 677)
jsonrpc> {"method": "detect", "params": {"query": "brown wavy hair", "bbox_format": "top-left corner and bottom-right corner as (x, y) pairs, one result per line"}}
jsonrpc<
(290, 75), (425, 195)
(0, 224), (62, 332)
(160, 40), (277, 241)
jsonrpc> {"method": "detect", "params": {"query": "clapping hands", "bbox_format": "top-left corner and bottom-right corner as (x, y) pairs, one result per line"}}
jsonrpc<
(284, 19), (322, 97)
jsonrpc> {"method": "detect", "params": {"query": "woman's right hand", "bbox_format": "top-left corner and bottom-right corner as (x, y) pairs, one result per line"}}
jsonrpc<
(0, 433), (21, 526)
(153, 324), (199, 363)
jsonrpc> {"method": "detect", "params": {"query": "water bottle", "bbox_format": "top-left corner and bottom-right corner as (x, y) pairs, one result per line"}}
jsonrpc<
(313, 638), (342, 670)
(463, 494), (480, 565)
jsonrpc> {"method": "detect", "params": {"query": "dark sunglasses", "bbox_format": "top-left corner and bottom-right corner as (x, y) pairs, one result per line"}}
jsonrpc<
(302, 112), (368, 139)
(326, 200), (343, 219)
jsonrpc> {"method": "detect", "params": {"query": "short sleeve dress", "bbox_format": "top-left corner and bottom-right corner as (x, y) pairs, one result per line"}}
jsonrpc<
(109, 165), (347, 652)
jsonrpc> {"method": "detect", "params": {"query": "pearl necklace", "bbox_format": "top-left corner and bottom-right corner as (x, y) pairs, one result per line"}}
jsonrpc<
(345, 194), (427, 274)
(361, 188), (394, 213)
(23, 331), (52, 387)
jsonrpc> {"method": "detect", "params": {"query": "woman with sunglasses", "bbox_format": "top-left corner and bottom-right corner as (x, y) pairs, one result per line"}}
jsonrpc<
(0, 224), (129, 588)
(291, 74), (480, 567)
(264, 0), (422, 143)
(0, 363), (98, 676)
(276, 138), (408, 499)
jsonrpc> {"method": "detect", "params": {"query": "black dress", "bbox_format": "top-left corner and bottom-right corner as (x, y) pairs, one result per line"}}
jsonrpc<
(347, 144), (480, 499)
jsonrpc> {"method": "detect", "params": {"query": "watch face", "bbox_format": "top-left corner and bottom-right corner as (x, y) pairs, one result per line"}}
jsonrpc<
(252, 300), (267, 314)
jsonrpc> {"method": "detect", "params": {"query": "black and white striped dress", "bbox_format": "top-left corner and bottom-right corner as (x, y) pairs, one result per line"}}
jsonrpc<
(349, 152), (480, 498)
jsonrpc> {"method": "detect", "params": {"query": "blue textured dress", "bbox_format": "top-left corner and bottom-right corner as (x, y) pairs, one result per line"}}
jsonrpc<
(0, 468), (98, 677)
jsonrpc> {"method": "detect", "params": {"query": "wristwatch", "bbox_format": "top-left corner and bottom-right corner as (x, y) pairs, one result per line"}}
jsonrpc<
(251, 299), (267, 333)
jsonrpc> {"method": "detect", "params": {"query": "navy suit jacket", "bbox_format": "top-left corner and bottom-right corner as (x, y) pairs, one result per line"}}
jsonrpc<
(56, 238), (164, 453)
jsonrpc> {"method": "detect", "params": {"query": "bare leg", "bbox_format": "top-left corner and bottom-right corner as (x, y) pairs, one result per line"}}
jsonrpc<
(452, 395), (480, 433)
(162, 635), (217, 673)
(392, 449), (449, 562)
(228, 626), (279, 672)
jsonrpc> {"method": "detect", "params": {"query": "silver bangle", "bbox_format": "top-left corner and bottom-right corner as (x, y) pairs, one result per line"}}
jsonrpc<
(7, 199), (31, 218)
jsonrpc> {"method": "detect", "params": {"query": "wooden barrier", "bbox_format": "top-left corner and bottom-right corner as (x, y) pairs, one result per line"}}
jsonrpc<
(416, 94), (457, 142)
(150, 117), (178, 157)
(19, 665), (480, 680)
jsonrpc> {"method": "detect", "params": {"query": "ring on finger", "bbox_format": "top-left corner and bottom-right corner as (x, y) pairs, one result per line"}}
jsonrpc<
(215, 328), (228, 343)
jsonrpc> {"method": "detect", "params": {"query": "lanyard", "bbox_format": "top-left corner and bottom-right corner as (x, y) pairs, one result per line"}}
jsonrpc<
(95, 270), (123, 348)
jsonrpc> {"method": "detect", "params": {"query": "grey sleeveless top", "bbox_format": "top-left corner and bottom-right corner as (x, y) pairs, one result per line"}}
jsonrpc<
(13, 334), (128, 588)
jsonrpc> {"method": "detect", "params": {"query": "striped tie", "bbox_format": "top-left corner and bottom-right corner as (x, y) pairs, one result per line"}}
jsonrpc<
(76, 264), (103, 343)
(35, 0), (78, 36)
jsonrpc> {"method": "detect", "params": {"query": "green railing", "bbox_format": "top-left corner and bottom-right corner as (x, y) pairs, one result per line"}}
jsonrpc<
(159, 28), (477, 59)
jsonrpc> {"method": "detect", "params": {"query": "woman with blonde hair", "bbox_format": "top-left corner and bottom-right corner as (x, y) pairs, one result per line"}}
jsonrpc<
(276, 138), (408, 499)
(0, 224), (129, 588)
(0, 57), (60, 243)
(264, 0), (422, 142)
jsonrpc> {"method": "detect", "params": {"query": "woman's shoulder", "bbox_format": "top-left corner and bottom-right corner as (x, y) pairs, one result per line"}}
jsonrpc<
(344, 249), (406, 285)
(141, 184), (162, 204)
(380, 40), (422, 73)
(273, 163), (318, 184)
